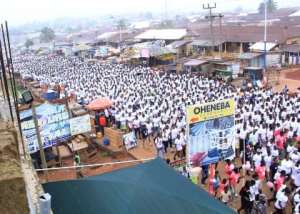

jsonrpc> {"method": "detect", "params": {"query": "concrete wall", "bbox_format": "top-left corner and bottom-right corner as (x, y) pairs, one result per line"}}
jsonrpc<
(0, 125), (29, 214)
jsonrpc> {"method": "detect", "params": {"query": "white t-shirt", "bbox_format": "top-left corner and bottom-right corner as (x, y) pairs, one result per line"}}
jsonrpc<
(175, 138), (183, 151)
(275, 192), (288, 209)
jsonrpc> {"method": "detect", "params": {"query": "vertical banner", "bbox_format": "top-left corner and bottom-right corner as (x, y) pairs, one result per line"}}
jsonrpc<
(187, 98), (235, 167)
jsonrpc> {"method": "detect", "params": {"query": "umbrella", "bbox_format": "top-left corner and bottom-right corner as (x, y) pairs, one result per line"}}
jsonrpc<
(86, 98), (113, 110)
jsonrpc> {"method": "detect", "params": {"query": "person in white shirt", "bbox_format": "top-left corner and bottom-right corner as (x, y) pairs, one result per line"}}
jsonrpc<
(174, 135), (183, 160)
(155, 133), (164, 159)
(274, 187), (290, 213)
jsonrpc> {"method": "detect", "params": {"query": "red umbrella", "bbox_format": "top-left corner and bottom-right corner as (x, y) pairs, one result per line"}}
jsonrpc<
(86, 98), (113, 110)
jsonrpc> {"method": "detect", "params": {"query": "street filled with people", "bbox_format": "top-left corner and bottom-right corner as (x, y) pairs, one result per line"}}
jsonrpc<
(15, 53), (300, 213)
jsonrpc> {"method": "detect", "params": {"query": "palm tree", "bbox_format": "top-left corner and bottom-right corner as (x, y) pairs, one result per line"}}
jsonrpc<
(258, 0), (277, 14)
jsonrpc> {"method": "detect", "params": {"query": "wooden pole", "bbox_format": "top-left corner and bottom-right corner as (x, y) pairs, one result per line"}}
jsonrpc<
(31, 104), (48, 173)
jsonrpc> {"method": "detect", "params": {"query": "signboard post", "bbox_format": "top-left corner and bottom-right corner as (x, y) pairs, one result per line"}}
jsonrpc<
(186, 98), (235, 167)
(32, 104), (47, 171)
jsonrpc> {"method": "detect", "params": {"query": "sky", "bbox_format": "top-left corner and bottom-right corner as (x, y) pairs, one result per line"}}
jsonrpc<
(1, 0), (300, 26)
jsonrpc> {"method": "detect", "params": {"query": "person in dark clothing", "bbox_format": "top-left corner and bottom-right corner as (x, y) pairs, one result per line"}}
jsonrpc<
(238, 181), (253, 214)
(270, 158), (279, 182)
(201, 164), (209, 184)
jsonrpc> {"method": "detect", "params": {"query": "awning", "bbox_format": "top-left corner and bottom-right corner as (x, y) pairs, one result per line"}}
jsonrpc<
(184, 59), (207, 67)
(43, 158), (235, 214)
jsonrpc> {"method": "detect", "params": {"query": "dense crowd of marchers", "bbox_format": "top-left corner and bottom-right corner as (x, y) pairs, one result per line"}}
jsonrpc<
(15, 53), (300, 213)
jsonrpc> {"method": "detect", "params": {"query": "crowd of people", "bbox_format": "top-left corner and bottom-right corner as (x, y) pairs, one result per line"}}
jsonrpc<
(15, 53), (300, 213)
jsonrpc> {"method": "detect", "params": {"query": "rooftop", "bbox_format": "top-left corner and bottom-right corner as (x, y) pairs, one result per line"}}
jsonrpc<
(135, 29), (187, 40)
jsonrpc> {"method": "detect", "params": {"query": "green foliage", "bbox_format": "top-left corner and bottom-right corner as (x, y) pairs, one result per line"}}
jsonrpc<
(24, 39), (34, 48)
(159, 20), (174, 28)
(39, 27), (55, 43)
(258, 0), (278, 14)
(117, 19), (128, 30)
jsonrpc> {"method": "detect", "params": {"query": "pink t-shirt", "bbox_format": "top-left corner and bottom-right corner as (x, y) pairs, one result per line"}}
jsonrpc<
(276, 135), (285, 150)
(275, 176), (284, 192)
(229, 172), (240, 186)
(255, 166), (266, 180)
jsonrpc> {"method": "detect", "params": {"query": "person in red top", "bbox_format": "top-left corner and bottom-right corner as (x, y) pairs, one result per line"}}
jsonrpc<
(255, 160), (266, 181)
(275, 131), (286, 151)
(99, 113), (107, 136)
(274, 171), (286, 192)
(229, 168), (240, 197)
(225, 159), (235, 178)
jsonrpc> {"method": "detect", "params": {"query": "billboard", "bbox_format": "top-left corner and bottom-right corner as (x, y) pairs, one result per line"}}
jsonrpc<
(20, 103), (71, 154)
(69, 114), (91, 136)
(187, 98), (235, 167)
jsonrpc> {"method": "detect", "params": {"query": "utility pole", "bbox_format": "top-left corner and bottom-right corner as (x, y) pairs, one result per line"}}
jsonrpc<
(164, 0), (168, 21)
(218, 14), (224, 55)
(203, 3), (217, 54)
(264, 0), (268, 71)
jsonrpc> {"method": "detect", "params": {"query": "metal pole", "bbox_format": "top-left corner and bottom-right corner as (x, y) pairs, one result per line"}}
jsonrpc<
(5, 21), (26, 156)
(4, 22), (18, 104)
(31, 104), (48, 171)
(264, 0), (268, 71)
(0, 40), (14, 121)
(0, 71), (5, 100)
(1, 24), (17, 104)
(203, 3), (216, 55)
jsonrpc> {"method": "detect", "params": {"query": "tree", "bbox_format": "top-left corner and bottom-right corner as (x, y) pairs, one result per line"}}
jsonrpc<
(159, 20), (174, 28)
(116, 19), (128, 30)
(258, 0), (277, 14)
(39, 27), (55, 43)
(24, 39), (34, 49)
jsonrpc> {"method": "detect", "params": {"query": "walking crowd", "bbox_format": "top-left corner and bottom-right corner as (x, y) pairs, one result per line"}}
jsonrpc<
(15, 54), (300, 213)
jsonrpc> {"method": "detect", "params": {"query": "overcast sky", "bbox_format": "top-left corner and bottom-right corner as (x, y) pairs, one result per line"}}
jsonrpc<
(1, 0), (300, 26)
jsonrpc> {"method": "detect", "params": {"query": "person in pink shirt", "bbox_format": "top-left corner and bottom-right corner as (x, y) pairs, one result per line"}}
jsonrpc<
(225, 159), (235, 178)
(229, 168), (240, 197)
(255, 160), (266, 181)
(275, 131), (286, 151)
(274, 171), (286, 192)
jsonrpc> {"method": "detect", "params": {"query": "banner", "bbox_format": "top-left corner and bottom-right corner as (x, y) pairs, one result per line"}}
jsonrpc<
(69, 114), (91, 136)
(187, 98), (235, 167)
(123, 132), (137, 150)
(20, 103), (71, 154)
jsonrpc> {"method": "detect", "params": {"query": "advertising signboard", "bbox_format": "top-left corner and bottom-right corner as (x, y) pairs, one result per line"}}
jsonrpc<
(20, 103), (71, 153)
(186, 98), (235, 167)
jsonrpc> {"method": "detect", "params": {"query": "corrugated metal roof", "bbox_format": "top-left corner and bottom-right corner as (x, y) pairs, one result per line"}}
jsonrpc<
(191, 40), (224, 47)
(238, 52), (263, 60)
(135, 29), (187, 40)
(184, 59), (208, 66)
(249, 42), (278, 51)
(281, 44), (300, 53)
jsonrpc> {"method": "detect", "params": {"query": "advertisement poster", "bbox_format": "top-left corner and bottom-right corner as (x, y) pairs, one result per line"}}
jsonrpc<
(20, 103), (71, 154)
(69, 114), (91, 136)
(186, 98), (235, 167)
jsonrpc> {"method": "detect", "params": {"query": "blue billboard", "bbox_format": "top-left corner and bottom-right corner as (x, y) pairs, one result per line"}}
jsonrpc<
(20, 103), (71, 154)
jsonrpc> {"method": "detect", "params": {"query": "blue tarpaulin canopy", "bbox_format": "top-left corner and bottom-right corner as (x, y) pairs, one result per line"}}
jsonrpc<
(43, 158), (236, 214)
